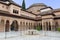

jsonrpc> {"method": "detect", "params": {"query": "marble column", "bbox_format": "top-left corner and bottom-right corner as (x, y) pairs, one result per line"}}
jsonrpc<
(50, 21), (52, 31)
(42, 22), (44, 31)
(45, 22), (46, 31)
(47, 22), (49, 31)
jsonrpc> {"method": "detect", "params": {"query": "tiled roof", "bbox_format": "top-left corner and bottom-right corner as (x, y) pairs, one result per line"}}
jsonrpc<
(53, 8), (60, 12)
(31, 3), (46, 6)
(0, 0), (22, 7)
(27, 3), (47, 10)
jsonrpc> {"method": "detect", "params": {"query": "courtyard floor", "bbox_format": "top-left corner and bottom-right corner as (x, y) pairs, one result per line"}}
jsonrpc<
(0, 31), (60, 40)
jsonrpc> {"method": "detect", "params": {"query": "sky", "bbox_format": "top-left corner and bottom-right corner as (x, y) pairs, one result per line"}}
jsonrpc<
(13, 0), (60, 9)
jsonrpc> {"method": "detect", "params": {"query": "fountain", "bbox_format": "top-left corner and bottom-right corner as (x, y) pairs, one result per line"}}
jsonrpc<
(24, 29), (40, 35)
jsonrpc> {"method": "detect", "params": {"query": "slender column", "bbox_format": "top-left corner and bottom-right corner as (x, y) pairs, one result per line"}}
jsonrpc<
(42, 22), (44, 31)
(47, 22), (49, 31)
(52, 21), (55, 31)
(51, 22), (53, 31)
(21, 22), (23, 31)
(54, 25), (56, 31)
(53, 26), (55, 31)
(44, 22), (46, 31)
(45, 22), (47, 31)
(44, 22), (45, 31)
(50, 21), (52, 31)
(42, 24), (43, 30)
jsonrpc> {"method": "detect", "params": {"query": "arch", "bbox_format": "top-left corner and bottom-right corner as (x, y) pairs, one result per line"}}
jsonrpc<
(49, 22), (51, 31)
(23, 22), (25, 26)
(26, 22), (28, 26)
(29, 22), (31, 29)
(20, 21), (22, 26)
(1, 19), (4, 25)
(55, 21), (58, 31)
(39, 23), (42, 30)
(31, 23), (32, 27)
(5, 20), (9, 32)
(46, 22), (48, 30)
(34, 23), (36, 29)
(30, 23), (32, 29)
(11, 20), (19, 31)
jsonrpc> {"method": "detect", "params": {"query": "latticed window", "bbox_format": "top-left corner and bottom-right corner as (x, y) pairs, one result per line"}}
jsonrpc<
(2, 6), (4, 8)
(13, 9), (19, 14)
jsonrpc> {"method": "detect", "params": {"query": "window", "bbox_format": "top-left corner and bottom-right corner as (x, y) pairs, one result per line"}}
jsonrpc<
(6, 6), (8, 9)
(2, 6), (4, 8)
(13, 9), (19, 14)
(37, 10), (40, 12)
(30, 11), (32, 13)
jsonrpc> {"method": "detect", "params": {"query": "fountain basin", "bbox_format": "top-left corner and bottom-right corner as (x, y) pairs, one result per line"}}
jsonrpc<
(24, 29), (40, 35)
